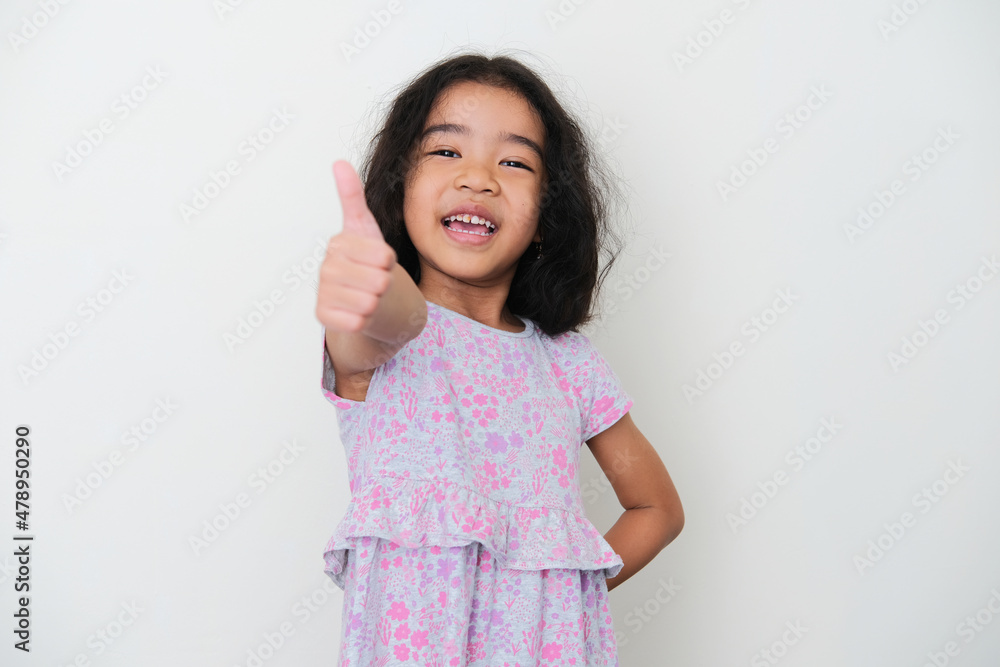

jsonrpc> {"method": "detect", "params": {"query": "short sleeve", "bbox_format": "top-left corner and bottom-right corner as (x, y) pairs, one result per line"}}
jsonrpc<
(320, 326), (365, 413)
(574, 336), (634, 442)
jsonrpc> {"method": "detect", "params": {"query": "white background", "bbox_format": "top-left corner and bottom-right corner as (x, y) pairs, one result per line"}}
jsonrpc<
(2, 0), (999, 665)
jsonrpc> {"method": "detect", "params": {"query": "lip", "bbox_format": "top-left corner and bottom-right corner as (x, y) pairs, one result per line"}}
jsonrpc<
(441, 203), (499, 230)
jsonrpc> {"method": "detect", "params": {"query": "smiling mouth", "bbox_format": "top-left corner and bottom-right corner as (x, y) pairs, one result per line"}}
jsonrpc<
(441, 214), (497, 236)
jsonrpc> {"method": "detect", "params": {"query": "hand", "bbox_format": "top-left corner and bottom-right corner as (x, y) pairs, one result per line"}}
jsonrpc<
(316, 161), (397, 333)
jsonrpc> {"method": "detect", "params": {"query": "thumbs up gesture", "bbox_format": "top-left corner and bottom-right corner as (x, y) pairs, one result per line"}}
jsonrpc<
(316, 161), (398, 334)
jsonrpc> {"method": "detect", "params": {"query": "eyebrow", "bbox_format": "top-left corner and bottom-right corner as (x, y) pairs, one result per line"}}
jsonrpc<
(420, 123), (544, 162)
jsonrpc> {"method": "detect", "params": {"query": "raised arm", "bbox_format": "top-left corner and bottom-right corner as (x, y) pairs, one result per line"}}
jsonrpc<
(316, 161), (427, 398)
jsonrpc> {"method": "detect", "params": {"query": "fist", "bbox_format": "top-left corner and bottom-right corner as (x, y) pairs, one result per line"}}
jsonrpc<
(316, 160), (397, 333)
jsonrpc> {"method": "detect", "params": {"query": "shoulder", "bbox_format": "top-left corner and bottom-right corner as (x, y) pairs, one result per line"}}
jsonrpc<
(536, 327), (607, 375)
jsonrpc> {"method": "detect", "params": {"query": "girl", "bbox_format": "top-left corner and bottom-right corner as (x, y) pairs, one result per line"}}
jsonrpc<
(316, 52), (683, 666)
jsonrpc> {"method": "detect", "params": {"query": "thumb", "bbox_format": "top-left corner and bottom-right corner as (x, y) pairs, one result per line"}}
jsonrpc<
(332, 160), (384, 240)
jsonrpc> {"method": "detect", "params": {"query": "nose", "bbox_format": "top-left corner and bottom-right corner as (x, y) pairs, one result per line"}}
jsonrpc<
(455, 160), (497, 194)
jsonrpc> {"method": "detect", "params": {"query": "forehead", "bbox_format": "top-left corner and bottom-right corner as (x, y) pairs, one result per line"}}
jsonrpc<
(424, 81), (544, 141)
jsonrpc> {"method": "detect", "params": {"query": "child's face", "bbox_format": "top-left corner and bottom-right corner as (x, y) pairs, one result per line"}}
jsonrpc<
(403, 81), (545, 289)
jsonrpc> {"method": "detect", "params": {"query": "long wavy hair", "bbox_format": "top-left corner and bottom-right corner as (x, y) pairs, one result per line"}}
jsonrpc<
(357, 50), (627, 336)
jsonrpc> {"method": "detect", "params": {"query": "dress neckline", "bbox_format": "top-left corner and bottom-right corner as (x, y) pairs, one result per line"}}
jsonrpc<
(427, 301), (535, 338)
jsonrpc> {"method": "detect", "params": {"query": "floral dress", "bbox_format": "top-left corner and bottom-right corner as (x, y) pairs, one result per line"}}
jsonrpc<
(320, 301), (634, 666)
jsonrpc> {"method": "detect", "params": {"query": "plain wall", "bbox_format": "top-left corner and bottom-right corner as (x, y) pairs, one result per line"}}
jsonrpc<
(2, 0), (999, 665)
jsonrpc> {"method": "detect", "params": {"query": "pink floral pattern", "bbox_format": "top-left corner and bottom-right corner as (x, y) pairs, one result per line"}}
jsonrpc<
(321, 301), (633, 664)
(338, 536), (618, 666)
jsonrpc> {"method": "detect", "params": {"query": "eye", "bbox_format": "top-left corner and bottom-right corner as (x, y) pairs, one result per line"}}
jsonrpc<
(430, 149), (459, 158)
(501, 160), (533, 171)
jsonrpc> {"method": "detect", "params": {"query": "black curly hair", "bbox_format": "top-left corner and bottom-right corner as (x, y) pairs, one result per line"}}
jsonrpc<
(357, 50), (627, 337)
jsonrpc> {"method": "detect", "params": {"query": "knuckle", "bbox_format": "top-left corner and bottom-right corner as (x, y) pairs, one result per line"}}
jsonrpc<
(374, 270), (392, 295)
(359, 292), (380, 316)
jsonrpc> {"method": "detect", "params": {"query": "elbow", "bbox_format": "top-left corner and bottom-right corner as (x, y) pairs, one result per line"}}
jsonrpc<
(659, 501), (684, 549)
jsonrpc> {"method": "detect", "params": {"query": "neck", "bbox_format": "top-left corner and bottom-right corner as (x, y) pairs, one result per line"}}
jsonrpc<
(418, 276), (523, 333)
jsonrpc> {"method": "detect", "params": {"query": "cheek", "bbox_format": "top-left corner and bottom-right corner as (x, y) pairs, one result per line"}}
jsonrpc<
(520, 187), (543, 219)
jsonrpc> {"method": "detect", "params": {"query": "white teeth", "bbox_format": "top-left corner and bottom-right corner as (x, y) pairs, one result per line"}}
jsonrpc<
(444, 214), (496, 234)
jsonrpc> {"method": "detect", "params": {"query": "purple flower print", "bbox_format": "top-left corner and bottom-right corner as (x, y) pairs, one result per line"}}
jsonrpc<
(508, 432), (525, 450)
(484, 433), (508, 454)
(437, 558), (456, 579)
(345, 611), (362, 637)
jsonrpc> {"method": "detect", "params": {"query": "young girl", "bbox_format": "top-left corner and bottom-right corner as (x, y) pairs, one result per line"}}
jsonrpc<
(316, 52), (683, 666)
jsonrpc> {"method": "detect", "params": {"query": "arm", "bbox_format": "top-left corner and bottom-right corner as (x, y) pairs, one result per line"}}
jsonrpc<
(586, 412), (684, 592)
(323, 262), (427, 398)
(317, 160), (427, 399)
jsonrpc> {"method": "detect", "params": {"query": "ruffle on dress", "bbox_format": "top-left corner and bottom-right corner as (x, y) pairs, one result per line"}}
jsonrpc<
(323, 474), (624, 590)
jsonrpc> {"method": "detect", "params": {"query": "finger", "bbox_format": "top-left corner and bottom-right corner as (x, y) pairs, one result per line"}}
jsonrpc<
(333, 160), (384, 240)
(326, 234), (396, 271)
(321, 260), (393, 296)
(317, 284), (381, 321)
